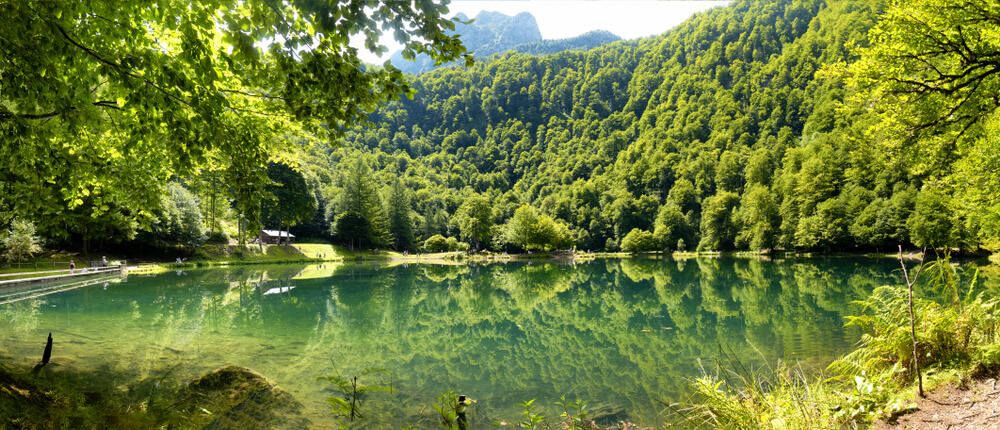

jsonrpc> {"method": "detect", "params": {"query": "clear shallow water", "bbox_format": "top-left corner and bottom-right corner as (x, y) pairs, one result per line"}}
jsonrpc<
(0, 257), (953, 427)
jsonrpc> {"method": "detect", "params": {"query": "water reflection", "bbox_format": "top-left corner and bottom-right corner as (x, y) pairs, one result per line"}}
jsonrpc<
(1, 257), (995, 427)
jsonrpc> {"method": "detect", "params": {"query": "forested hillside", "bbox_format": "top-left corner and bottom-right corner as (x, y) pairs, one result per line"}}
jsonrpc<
(290, 0), (979, 254)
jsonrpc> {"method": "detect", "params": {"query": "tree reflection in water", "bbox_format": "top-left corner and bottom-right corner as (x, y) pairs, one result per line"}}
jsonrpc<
(1, 257), (994, 427)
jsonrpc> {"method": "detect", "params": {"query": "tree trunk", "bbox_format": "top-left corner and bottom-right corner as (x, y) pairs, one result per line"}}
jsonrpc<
(899, 246), (927, 397)
(210, 176), (217, 231)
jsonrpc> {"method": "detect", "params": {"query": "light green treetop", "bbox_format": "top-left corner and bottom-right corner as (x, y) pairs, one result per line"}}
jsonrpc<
(2, 219), (42, 263)
(843, 0), (1000, 173)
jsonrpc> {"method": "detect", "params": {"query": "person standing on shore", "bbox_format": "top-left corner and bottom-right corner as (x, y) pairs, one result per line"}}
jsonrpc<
(69, 260), (75, 274)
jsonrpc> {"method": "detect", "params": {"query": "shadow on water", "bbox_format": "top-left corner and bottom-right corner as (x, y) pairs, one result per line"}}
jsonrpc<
(1, 257), (997, 428)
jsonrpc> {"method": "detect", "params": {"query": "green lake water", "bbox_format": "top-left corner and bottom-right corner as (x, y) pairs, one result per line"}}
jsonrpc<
(0, 256), (959, 427)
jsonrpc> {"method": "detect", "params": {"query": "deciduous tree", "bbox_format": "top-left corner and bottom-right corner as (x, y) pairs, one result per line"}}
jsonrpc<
(454, 195), (493, 250)
(2, 219), (41, 263)
(845, 0), (1000, 171)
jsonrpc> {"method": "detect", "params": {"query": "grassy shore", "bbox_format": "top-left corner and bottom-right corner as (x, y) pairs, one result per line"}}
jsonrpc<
(674, 256), (1000, 429)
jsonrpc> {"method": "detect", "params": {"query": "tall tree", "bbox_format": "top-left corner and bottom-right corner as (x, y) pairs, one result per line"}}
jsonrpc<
(501, 204), (571, 252)
(385, 177), (415, 252)
(698, 191), (740, 251)
(139, 182), (206, 247)
(737, 185), (779, 251)
(652, 203), (693, 252)
(334, 158), (389, 250)
(907, 187), (958, 250)
(455, 195), (493, 250)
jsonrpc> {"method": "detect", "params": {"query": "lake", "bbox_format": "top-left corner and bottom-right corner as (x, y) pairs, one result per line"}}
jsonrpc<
(0, 256), (960, 427)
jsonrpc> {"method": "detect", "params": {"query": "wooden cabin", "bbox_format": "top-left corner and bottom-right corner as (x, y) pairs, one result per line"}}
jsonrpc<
(260, 229), (295, 245)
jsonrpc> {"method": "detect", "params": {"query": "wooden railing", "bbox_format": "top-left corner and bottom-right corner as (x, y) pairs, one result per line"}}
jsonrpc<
(0, 265), (126, 288)
(0, 261), (72, 270)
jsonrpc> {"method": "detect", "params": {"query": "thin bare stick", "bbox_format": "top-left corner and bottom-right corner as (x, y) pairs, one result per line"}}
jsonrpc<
(899, 245), (927, 397)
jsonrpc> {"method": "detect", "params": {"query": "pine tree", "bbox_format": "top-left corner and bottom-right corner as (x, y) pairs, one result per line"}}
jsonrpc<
(335, 159), (390, 250)
(386, 178), (415, 251)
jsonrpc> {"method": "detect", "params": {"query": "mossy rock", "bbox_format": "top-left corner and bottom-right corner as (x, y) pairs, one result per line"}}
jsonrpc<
(183, 365), (311, 430)
(590, 403), (628, 426)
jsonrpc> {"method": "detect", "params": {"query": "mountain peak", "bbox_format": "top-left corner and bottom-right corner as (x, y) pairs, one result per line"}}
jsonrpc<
(390, 11), (618, 74)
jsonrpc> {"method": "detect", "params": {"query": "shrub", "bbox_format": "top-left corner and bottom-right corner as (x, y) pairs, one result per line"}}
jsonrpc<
(620, 228), (657, 253)
(2, 219), (41, 262)
(445, 236), (469, 252)
(423, 235), (449, 252)
(205, 230), (229, 244)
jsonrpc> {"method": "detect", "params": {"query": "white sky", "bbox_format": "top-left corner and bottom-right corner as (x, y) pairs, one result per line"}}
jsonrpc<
(356, 0), (731, 64)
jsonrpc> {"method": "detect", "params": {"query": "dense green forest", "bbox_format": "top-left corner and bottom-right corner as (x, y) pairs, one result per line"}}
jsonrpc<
(288, 0), (995, 254)
(3, 0), (998, 256)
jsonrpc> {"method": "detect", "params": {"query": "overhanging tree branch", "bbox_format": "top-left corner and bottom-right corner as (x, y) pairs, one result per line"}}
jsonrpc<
(48, 18), (194, 110)
(0, 101), (122, 121)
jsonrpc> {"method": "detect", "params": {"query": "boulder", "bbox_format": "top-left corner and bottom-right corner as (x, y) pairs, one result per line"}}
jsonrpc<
(590, 403), (628, 426)
(183, 366), (312, 430)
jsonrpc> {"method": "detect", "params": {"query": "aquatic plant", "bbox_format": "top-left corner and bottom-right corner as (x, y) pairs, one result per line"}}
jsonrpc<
(515, 398), (546, 429)
(318, 367), (394, 426)
(556, 396), (591, 429)
(432, 390), (460, 429)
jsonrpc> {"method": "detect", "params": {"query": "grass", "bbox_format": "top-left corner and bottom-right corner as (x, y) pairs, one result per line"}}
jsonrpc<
(292, 243), (344, 260)
(673, 346), (850, 429)
(0, 252), (127, 282)
(151, 242), (403, 269)
(186, 242), (361, 266)
(0, 252), (89, 275)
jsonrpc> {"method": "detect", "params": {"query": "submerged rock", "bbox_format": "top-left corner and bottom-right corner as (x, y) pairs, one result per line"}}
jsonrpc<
(183, 365), (312, 430)
(590, 403), (628, 426)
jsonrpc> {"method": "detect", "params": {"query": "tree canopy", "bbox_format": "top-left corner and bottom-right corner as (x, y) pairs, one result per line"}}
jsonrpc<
(844, 0), (1000, 172)
(0, 0), (470, 243)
